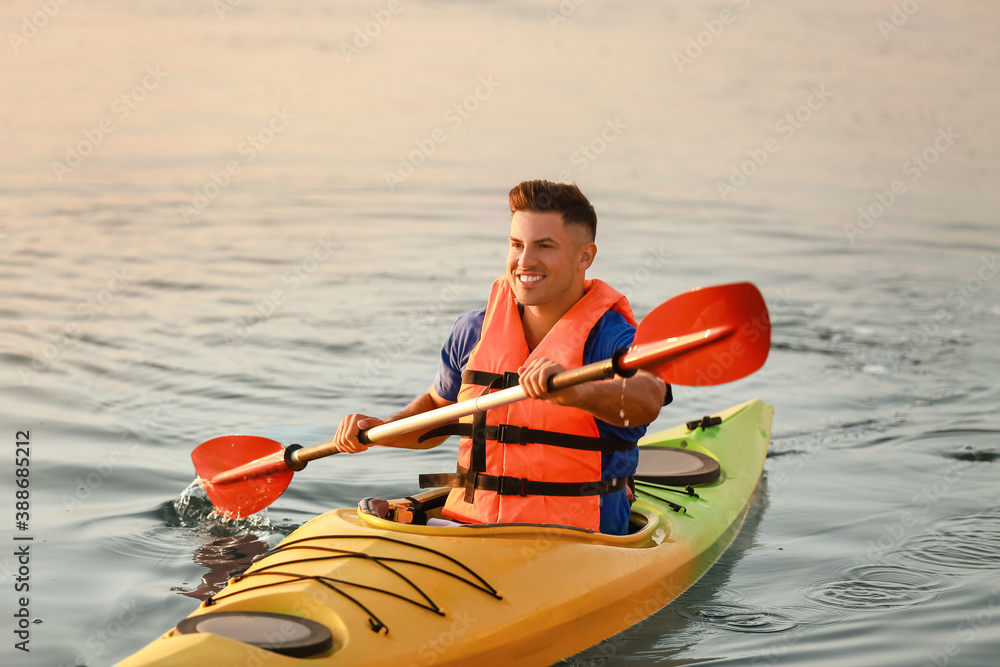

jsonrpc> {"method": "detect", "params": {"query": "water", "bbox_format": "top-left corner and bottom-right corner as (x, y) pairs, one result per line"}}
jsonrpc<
(1, 1), (998, 665)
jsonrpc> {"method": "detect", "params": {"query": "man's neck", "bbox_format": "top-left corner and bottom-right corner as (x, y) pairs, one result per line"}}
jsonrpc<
(520, 307), (560, 350)
(520, 283), (587, 349)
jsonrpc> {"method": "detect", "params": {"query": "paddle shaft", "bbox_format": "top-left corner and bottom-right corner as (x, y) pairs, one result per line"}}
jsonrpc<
(283, 326), (733, 472)
(195, 282), (770, 518)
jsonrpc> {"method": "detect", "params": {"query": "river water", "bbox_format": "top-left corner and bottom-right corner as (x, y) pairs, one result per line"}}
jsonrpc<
(1, 0), (998, 665)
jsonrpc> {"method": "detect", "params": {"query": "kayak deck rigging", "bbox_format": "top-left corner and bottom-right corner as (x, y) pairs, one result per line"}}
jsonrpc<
(202, 476), (701, 636)
(205, 532), (503, 635)
(635, 481), (703, 512)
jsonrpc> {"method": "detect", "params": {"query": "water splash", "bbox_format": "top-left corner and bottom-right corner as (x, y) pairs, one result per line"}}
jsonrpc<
(146, 481), (292, 600)
(169, 480), (274, 536)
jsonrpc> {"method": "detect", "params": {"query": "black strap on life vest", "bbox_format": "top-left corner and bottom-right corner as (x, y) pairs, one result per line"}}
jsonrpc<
(423, 367), (637, 455)
(463, 374), (507, 503)
(419, 465), (628, 498)
(462, 369), (521, 389)
(418, 423), (635, 452)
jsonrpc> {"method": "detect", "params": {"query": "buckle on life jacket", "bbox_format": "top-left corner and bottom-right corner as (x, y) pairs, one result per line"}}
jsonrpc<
(497, 475), (530, 497)
(495, 423), (525, 444)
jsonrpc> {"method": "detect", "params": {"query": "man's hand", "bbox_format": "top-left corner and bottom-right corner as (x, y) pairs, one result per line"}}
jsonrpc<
(518, 357), (666, 427)
(333, 413), (385, 453)
(517, 357), (581, 405)
(329, 387), (456, 453)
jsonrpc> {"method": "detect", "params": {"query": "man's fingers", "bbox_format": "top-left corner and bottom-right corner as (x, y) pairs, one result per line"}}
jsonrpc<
(358, 417), (384, 432)
(532, 368), (550, 396)
(518, 358), (564, 399)
(520, 367), (549, 399)
(335, 413), (377, 454)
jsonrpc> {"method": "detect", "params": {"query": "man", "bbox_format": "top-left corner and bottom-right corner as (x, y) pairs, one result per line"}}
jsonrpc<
(333, 180), (669, 535)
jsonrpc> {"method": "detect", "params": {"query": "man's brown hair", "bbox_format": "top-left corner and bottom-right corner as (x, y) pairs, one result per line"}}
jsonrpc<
(508, 180), (597, 242)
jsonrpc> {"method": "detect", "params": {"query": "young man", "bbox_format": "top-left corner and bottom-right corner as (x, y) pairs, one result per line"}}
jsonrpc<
(332, 180), (669, 534)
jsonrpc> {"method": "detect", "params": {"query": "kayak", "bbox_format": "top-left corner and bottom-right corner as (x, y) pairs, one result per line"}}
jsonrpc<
(120, 398), (772, 666)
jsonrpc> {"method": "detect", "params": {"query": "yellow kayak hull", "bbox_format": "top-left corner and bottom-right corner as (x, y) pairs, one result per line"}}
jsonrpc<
(120, 399), (772, 666)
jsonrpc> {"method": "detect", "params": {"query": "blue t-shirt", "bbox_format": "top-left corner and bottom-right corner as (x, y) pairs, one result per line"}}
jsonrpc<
(433, 306), (662, 535)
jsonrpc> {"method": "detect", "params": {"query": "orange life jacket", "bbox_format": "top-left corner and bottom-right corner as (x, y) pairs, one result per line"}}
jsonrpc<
(422, 277), (638, 531)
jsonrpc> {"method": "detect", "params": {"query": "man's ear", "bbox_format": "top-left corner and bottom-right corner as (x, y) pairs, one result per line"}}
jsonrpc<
(579, 242), (597, 271)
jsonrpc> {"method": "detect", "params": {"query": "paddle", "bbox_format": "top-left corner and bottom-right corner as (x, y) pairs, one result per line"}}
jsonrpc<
(193, 281), (769, 519)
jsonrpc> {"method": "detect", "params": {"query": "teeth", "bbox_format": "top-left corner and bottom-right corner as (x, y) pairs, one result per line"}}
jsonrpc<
(519, 275), (543, 283)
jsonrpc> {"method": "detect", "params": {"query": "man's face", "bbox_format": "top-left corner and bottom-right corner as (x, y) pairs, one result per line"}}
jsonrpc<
(507, 210), (594, 309)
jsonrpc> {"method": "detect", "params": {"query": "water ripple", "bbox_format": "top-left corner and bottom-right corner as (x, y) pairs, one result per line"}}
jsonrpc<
(674, 603), (800, 633)
(904, 513), (1000, 573)
(100, 525), (199, 573)
(806, 565), (947, 611)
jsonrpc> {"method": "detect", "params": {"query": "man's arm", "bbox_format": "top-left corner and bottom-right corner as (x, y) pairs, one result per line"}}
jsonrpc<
(517, 358), (667, 427)
(330, 386), (456, 453)
(331, 308), (479, 454)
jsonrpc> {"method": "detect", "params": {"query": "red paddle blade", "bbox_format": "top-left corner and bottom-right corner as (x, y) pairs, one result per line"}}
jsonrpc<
(191, 435), (292, 519)
(633, 282), (770, 385)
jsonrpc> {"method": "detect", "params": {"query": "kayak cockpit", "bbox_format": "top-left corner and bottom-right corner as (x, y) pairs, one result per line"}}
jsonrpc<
(349, 436), (726, 548)
(350, 487), (669, 548)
